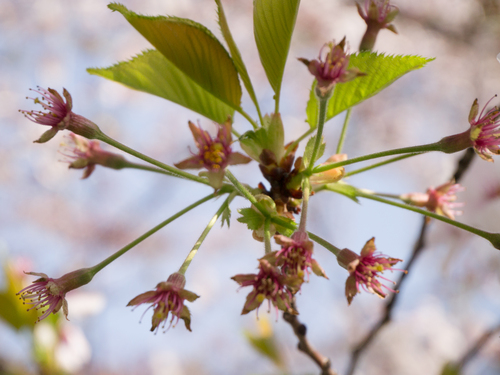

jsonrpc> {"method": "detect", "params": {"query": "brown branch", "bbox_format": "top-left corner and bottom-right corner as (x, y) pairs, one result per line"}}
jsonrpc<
(283, 300), (338, 375)
(346, 148), (476, 375)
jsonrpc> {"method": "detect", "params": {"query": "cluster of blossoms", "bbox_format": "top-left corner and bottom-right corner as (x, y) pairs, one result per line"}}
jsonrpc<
(17, 53), (500, 330)
(232, 259), (301, 317)
(232, 231), (329, 317)
(265, 232), (327, 280)
(15, 0), (500, 343)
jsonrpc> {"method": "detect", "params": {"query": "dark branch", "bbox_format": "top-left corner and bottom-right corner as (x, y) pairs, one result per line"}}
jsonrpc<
(283, 300), (338, 375)
(346, 148), (475, 375)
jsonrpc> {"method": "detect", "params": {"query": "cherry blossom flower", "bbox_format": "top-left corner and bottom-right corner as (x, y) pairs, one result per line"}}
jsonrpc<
(127, 273), (199, 333)
(468, 96), (500, 162)
(60, 133), (126, 179)
(232, 259), (302, 317)
(337, 238), (403, 305)
(175, 119), (251, 189)
(16, 268), (94, 322)
(20, 87), (101, 143)
(401, 181), (465, 220)
(357, 0), (398, 32)
(298, 38), (365, 96)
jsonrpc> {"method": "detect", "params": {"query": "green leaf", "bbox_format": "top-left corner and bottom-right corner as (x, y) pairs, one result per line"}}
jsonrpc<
(237, 208), (265, 230)
(108, 3), (242, 111)
(215, 0), (261, 117)
(303, 135), (325, 168)
(306, 53), (434, 127)
(254, 0), (300, 100)
(323, 181), (360, 203)
(239, 113), (285, 162)
(221, 205), (231, 228)
(273, 217), (295, 238)
(88, 50), (233, 123)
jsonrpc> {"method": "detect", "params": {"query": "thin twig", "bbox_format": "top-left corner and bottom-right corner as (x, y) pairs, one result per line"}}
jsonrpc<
(346, 148), (475, 375)
(283, 300), (338, 375)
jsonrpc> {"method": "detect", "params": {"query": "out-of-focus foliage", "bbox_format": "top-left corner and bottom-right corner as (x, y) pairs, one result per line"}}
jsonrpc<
(244, 317), (286, 370)
(0, 260), (38, 331)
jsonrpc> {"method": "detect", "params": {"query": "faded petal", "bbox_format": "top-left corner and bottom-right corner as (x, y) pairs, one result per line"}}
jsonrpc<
(311, 259), (328, 279)
(188, 121), (206, 149)
(360, 237), (376, 257)
(241, 291), (263, 315)
(34, 128), (59, 144)
(206, 170), (226, 190)
(232, 273), (259, 285)
(227, 152), (252, 166)
(468, 99), (479, 124)
(179, 305), (193, 332)
(126, 291), (158, 306)
(24, 271), (49, 280)
(62, 298), (69, 320)
(274, 234), (294, 248)
(174, 155), (203, 170)
(345, 275), (358, 305)
(275, 294), (297, 315)
(62, 88), (73, 111)
(177, 289), (200, 303)
(80, 164), (96, 179)
(386, 24), (397, 34)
